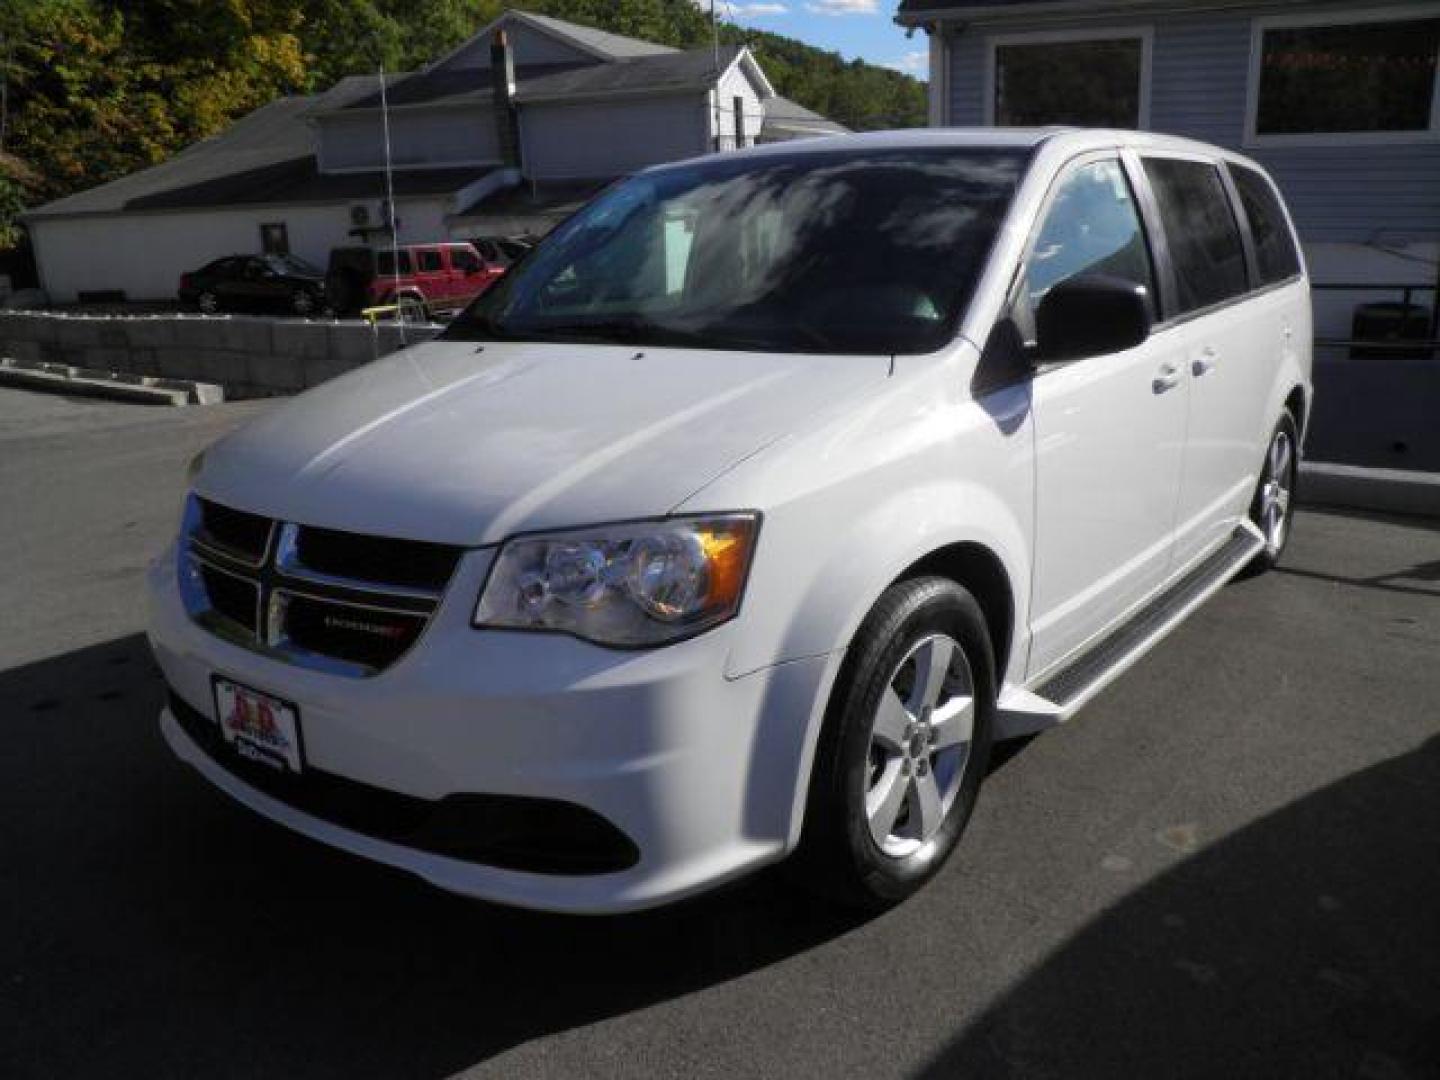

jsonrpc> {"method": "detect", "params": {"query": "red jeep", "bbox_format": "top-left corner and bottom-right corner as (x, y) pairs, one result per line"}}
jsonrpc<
(325, 242), (508, 317)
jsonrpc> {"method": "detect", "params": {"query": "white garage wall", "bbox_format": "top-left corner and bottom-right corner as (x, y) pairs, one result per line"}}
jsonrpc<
(31, 199), (451, 302)
(520, 96), (709, 180)
(318, 107), (499, 171)
(714, 62), (763, 151)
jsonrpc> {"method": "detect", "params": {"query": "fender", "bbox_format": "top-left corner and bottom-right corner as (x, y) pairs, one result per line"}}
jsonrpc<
(749, 478), (1033, 850)
(681, 360), (1036, 851)
(1262, 280), (1314, 443)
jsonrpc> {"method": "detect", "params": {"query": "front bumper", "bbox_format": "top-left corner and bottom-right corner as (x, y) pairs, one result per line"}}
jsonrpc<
(146, 542), (839, 913)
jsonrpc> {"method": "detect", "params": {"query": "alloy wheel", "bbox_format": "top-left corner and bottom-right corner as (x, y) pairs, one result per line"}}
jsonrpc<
(198, 292), (218, 315)
(864, 633), (975, 859)
(1259, 429), (1293, 555)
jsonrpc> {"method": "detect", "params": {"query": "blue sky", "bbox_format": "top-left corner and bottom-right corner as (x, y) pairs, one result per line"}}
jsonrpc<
(712, 0), (928, 80)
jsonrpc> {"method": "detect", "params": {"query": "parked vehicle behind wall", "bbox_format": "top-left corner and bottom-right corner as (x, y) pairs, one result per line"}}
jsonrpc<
(325, 242), (507, 318)
(179, 254), (327, 317)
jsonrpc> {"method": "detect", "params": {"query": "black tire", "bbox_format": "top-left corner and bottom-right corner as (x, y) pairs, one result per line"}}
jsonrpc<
(291, 289), (317, 317)
(397, 294), (429, 323)
(197, 291), (219, 315)
(1243, 408), (1300, 576)
(796, 576), (995, 910)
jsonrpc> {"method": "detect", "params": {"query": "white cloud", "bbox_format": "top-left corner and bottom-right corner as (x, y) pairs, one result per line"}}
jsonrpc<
(886, 49), (928, 75)
(804, 0), (879, 15)
(699, 0), (791, 16)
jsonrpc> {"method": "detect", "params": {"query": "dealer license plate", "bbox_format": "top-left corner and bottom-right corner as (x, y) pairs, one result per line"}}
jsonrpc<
(213, 677), (304, 775)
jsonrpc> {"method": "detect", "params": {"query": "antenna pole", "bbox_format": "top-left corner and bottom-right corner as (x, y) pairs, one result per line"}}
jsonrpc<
(378, 62), (406, 343)
(711, 0), (722, 152)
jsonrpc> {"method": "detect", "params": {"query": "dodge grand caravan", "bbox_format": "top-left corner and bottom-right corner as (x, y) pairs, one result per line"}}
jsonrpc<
(148, 130), (1312, 913)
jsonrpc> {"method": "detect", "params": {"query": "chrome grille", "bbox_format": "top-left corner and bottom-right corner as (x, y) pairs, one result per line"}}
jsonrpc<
(178, 494), (463, 676)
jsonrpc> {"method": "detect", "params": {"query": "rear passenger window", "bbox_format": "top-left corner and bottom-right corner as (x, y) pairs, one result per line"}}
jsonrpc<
(1021, 158), (1156, 326)
(416, 249), (443, 273)
(1142, 158), (1248, 314)
(1230, 165), (1301, 286)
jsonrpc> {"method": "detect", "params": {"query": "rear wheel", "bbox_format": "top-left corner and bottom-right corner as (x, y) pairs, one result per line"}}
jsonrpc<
(291, 289), (317, 317)
(1246, 410), (1299, 573)
(797, 576), (994, 910)
(197, 291), (219, 315)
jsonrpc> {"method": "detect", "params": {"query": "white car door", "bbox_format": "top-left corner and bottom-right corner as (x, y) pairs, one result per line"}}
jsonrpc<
(1139, 155), (1276, 568)
(1020, 155), (1191, 678)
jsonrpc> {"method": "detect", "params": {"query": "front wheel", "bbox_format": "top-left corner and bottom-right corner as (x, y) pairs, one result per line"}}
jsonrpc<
(797, 576), (994, 910)
(1246, 410), (1299, 574)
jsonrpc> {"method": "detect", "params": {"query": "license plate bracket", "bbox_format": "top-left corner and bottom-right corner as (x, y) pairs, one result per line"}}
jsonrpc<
(212, 676), (305, 775)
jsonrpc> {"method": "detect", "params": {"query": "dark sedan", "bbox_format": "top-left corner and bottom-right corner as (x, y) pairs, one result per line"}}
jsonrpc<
(178, 254), (327, 316)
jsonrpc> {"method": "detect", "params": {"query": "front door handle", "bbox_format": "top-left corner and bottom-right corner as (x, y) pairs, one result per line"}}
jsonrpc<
(1192, 347), (1217, 377)
(1153, 363), (1183, 394)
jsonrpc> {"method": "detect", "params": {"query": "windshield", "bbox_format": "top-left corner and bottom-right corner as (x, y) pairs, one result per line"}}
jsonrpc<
(444, 148), (1029, 355)
(265, 254), (321, 276)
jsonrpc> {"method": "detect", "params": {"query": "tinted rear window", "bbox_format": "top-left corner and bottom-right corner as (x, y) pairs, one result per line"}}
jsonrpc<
(1230, 165), (1301, 286)
(1142, 157), (1248, 314)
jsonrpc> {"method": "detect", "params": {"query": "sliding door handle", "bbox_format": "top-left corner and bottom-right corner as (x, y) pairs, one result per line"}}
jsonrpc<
(1153, 363), (1183, 393)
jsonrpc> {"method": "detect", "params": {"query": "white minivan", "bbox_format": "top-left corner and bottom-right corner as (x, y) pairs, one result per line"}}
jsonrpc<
(148, 129), (1311, 913)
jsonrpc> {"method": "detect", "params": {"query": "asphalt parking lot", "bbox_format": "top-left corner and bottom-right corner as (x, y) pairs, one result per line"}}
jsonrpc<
(3, 387), (1438, 1080)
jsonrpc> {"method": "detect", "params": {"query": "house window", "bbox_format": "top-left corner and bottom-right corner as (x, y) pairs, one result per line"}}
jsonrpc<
(990, 30), (1150, 128)
(1249, 9), (1440, 141)
(259, 222), (289, 255)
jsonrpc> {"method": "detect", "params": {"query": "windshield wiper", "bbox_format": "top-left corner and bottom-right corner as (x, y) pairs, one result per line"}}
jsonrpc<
(519, 316), (707, 347)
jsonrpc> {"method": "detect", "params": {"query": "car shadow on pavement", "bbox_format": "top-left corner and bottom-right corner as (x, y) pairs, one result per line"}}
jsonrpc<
(916, 735), (1440, 1080)
(4, 634), (871, 1079)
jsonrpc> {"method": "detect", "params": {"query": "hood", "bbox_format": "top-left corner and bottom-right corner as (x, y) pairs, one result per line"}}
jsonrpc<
(197, 339), (890, 546)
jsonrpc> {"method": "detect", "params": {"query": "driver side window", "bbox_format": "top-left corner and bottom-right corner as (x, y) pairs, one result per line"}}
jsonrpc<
(1015, 158), (1156, 343)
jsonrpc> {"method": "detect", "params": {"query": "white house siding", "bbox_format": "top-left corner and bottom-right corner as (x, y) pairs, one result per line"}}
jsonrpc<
(520, 96), (710, 180)
(318, 106), (498, 171)
(943, 7), (1440, 247)
(713, 62), (763, 150)
(31, 198), (450, 302)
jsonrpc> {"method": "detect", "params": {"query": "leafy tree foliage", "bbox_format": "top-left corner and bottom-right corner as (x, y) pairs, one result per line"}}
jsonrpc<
(0, 0), (925, 246)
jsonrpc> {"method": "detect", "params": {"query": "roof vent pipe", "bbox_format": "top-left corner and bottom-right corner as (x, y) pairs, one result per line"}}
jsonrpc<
(490, 28), (522, 171)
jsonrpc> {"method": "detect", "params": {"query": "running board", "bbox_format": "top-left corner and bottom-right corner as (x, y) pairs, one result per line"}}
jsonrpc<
(995, 523), (1265, 740)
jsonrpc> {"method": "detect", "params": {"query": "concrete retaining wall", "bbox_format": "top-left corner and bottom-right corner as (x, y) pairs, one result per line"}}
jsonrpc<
(1, 311), (1434, 473)
(0, 312), (442, 398)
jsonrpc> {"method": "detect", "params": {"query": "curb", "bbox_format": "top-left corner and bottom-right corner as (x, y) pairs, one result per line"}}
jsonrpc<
(1299, 462), (1440, 519)
(0, 357), (223, 406)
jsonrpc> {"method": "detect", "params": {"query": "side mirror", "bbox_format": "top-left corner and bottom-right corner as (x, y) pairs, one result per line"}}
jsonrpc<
(1035, 274), (1152, 362)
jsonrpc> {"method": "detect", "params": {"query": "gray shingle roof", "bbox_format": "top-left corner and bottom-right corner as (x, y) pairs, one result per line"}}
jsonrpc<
(26, 96), (319, 218)
(516, 46), (743, 103)
(126, 159), (491, 212)
(761, 94), (851, 141)
(513, 11), (677, 59)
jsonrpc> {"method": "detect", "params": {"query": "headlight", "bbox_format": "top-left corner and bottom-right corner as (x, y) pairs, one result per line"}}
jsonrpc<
(474, 514), (759, 647)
